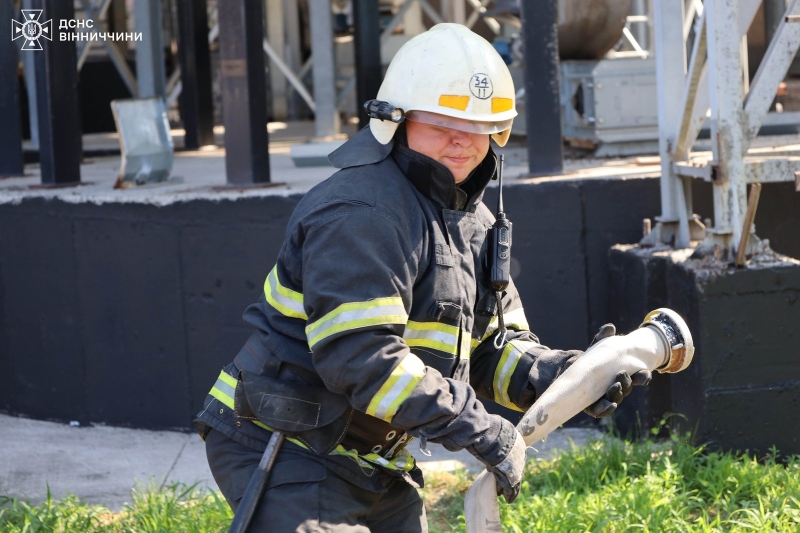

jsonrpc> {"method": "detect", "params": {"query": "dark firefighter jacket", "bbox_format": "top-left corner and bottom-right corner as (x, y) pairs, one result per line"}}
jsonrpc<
(195, 126), (552, 491)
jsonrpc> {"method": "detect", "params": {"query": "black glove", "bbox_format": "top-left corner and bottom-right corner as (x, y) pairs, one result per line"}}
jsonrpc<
(582, 323), (653, 418)
(467, 418), (526, 503)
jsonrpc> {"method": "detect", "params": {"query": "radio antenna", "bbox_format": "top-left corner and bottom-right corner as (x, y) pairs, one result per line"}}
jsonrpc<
(497, 154), (505, 215)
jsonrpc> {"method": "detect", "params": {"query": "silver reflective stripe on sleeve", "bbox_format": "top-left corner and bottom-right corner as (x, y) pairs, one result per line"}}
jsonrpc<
(493, 339), (538, 411)
(305, 297), (407, 349)
(264, 265), (307, 320)
(365, 353), (426, 422)
(403, 320), (460, 355)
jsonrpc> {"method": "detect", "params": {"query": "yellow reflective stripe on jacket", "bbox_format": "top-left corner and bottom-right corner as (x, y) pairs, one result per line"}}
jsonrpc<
(470, 337), (481, 354)
(329, 445), (416, 472)
(483, 307), (530, 341)
(264, 265), (307, 320)
(366, 353), (426, 422)
(403, 320), (460, 355)
(459, 332), (472, 358)
(206, 371), (414, 472)
(493, 339), (537, 412)
(209, 372), (237, 409)
(305, 297), (407, 349)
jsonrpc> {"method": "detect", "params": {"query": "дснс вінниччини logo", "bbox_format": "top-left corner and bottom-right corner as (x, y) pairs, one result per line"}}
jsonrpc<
(12, 9), (52, 51)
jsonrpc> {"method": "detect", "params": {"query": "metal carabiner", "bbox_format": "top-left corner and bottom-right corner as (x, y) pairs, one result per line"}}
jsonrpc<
(493, 328), (508, 350)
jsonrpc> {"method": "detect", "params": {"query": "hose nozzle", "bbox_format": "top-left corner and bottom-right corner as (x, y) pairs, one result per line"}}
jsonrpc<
(639, 308), (694, 373)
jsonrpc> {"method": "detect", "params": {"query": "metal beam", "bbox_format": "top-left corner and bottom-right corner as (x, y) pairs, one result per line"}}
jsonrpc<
(76, 0), (112, 70)
(309, 0), (339, 138)
(266, 0), (287, 120)
(177, 0), (215, 149)
(418, 0), (445, 25)
(380, 0), (416, 46)
(520, 0), (563, 175)
(673, 12), (706, 160)
(654, 0), (686, 231)
(218, 0), (271, 184)
(33, 0), (82, 185)
(465, 0), (500, 34)
(134, 0), (166, 98)
(262, 38), (316, 112)
(706, 0), (747, 246)
(672, 0), (762, 161)
(744, 0), (800, 145)
(77, 0), (138, 97)
(353, 0), (381, 127)
(0, 0), (24, 177)
(21, 47), (38, 150)
(283, 0), (304, 119)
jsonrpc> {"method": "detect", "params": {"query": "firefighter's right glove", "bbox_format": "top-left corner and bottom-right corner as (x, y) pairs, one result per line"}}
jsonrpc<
(469, 418), (526, 503)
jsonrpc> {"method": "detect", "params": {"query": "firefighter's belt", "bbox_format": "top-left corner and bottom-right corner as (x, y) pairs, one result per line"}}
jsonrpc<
(235, 370), (352, 454)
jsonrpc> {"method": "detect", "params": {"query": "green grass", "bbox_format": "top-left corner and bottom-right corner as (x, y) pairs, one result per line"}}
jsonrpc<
(2, 435), (799, 532)
(0, 483), (232, 533)
(422, 434), (800, 532)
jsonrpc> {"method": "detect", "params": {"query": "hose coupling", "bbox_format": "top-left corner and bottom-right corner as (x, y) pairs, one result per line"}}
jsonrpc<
(638, 308), (694, 373)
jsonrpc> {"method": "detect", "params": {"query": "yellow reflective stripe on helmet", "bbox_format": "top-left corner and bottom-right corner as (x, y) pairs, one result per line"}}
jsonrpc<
(209, 371), (237, 409)
(493, 339), (537, 412)
(366, 353), (426, 422)
(305, 297), (407, 349)
(264, 265), (307, 320)
(403, 320), (459, 355)
(438, 94), (470, 111)
(491, 97), (513, 113)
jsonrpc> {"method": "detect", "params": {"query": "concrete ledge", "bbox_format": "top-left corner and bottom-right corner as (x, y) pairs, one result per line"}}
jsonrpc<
(289, 140), (346, 167)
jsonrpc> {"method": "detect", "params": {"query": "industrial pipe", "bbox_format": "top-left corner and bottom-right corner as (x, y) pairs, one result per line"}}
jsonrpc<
(464, 309), (694, 533)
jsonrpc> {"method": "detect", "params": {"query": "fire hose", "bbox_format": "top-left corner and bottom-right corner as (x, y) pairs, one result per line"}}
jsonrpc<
(464, 308), (695, 533)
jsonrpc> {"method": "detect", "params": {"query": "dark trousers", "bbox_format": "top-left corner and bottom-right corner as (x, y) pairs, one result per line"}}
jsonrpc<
(205, 429), (428, 533)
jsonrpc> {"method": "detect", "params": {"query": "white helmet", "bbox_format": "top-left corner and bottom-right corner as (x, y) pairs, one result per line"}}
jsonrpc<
(370, 23), (517, 147)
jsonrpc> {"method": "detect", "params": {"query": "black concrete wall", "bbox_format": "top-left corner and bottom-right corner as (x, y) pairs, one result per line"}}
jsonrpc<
(1, 177), (798, 429)
(667, 259), (800, 455)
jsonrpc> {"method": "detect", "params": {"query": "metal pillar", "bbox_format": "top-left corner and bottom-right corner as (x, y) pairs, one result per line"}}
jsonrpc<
(266, 0), (288, 120)
(309, 0), (340, 138)
(109, 0), (128, 54)
(283, 0), (304, 119)
(21, 0), (39, 150)
(520, 0), (563, 175)
(707, 0), (747, 247)
(0, 0), (24, 177)
(218, 0), (271, 184)
(135, 0), (166, 98)
(353, 0), (381, 128)
(33, 0), (82, 186)
(177, 0), (215, 149)
(653, 0), (689, 245)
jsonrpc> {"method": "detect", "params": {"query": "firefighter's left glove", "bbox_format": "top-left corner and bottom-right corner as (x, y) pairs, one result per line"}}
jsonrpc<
(527, 348), (583, 401)
(583, 323), (653, 418)
(469, 418), (527, 503)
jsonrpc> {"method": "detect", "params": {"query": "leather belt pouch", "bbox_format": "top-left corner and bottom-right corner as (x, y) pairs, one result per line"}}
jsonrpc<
(234, 370), (352, 455)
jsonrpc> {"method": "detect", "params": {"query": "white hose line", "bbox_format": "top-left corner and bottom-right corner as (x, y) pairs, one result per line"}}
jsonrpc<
(464, 309), (694, 533)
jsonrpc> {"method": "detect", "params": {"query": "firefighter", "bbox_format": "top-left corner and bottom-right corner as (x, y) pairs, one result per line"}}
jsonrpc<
(195, 23), (649, 532)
